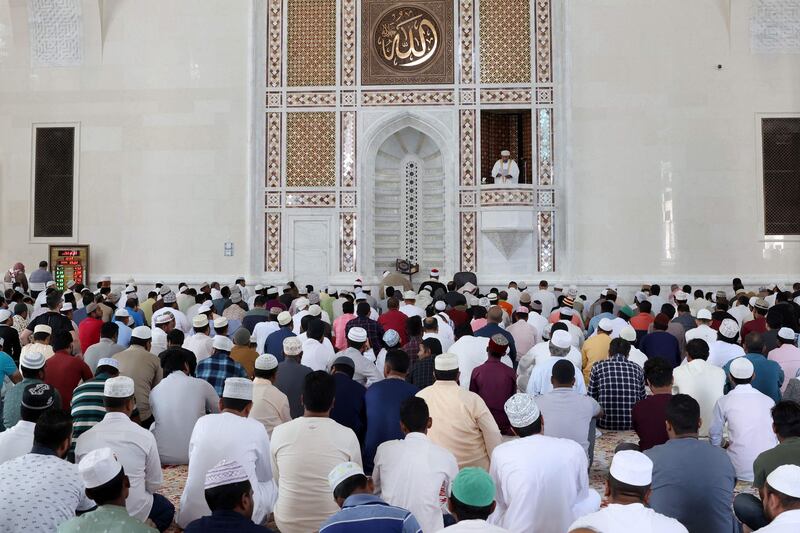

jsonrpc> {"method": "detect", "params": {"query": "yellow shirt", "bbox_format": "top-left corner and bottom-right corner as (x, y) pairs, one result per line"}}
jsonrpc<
(249, 377), (291, 437)
(416, 381), (502, 470)
(581, 333), (612, 383)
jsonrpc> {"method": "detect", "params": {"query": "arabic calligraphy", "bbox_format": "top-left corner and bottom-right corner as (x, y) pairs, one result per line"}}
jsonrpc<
(376, 7), (440, 69)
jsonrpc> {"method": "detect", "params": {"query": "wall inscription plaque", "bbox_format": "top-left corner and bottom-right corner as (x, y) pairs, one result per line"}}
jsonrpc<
(362, 0), (453, 85)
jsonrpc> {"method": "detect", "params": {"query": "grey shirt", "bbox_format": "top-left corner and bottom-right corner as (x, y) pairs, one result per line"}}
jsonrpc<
(535, 388), (601, 455)
(274, 357), (312, 418)
(82, 338), (125, 373)
(645, 437), (737, 533)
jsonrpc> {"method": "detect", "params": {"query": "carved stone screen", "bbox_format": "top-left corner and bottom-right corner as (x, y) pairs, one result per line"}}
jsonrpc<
(762, 118), (800, 235)
(361, 1), (454, 85)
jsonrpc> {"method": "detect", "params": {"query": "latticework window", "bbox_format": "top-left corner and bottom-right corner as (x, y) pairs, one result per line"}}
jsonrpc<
(763, 119), (800, 235)
(33, 127), (75, 238)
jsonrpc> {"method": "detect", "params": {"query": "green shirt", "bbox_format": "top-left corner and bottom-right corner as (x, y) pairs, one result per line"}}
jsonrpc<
(3, 377), (62, 429)
(753, 436), (800, 488)
(58, 504), (156, 532)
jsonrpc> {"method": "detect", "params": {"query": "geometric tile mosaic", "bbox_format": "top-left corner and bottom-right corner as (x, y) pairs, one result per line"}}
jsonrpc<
(534, 0), (552, 83)
(480, 189), (535, 206)
(480, 0), (531, 84)
(340, 212), (357, 272)
(285, 192), (336, 208)
(287, 0), (336, 86)
(286, 112), (336, 187)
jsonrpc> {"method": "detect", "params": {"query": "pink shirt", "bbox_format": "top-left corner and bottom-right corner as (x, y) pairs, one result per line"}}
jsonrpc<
(471, 318), (487, 332)
(333, 313), (356, 350)
(769, 344), (800, 393)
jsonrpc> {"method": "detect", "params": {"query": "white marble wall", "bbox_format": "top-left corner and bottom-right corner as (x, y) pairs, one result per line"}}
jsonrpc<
(0, 0), (252, 282)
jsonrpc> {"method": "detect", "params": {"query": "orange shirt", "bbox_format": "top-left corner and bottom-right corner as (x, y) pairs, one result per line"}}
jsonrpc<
(630, 313), (655, 331)
(498, 301), (513, 316)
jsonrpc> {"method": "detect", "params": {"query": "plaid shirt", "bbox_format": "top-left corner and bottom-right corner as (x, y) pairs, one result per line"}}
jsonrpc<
(346, 316), (385, 354)
(588, 353), (646, 430)
(196, 351), (248, 396)
(407, 355), (437, 390)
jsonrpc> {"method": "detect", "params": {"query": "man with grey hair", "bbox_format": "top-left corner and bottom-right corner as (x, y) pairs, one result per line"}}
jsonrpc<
(526, 330), (587, 396)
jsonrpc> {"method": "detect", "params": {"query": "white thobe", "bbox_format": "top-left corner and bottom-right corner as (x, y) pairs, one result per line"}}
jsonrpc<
(151, 307), (191, 334)
(327, 347), (383, 387)
(423, 332), (453, 352)
(149, 371), (220, 464)
(708, 340), (745, 367)
(182, 332), (214, 362)
(0, 421), (34, 464)
(433, 313), (456, 349)
(528, 289), (557, 316)
(526, 356), (587, 396)
(373, 432), (459, 533)
(628, 347), (649, 368)
(399, 304), (425, 319)
(292, 310), (309, 334)
(570, 503), (688, 533)
(672, 359), (726, 437)
(75, 412), (162, 522)
(709, 384), (777, 482)
(150, 327), (168, 355)
(177, 412), (277, 528)
(685, 324), (717, 349)
(435, 519), (509, 532)
(302, 338), (334, 372)
(449, 335), (513, 390)
(728, 305), (753, 326)
(648, 295), (668, 315)
(490, 159), (520, 184)
(489, 435), (600, 533)
(254, 321), (280, 354)
(754, 509), (800, 532)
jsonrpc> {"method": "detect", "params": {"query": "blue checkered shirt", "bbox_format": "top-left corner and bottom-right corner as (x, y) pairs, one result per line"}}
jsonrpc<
(345, 316), (385, 353)
(588, 353), (646, 430)
(196, 351), (248, 396)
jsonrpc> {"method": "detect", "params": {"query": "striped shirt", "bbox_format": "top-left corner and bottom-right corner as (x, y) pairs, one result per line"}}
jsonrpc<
(70, 373), (112, 454)
(319, 494), (421, 533)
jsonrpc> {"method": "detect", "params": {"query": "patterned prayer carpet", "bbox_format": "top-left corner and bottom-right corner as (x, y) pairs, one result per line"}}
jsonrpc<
(159, 430), (755, 531)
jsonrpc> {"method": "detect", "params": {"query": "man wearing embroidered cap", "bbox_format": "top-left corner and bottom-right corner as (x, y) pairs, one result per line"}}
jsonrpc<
(416, 352), (501, 469)
(20, 323), (55, 361)
(568, 450), (687, 532)
(330, 326), (383, 387)
(270, 371), (362, 533)
(151, 291), (191, 334)
(75, 376), (174, 531)
(149, 349), (220, 465)
(60, 448), (157, 532)
(183, 313), (215, 362)
(319, 461), (422, 532)
(113, 326), (162, 425)
(469, 334), (517, 435)
(264, 311), (296, 363)
(489, 393), (600, 532)
(710, 356), (778, 482)
(708, 318), (745, 367)
(250, 353), (291, 437)
(527, 328), (587, 396)
(178, 377), (277, 528)
(196, 331), (248, 396)
(445, 467), (508, 531)
(3, 349), (61, 429)
(768, 327), (800, 394)
(150, 310), (175, 356)
(0, 383), (54, 464)
(582, 317), (614, 382)
(184, 460), (275, 532)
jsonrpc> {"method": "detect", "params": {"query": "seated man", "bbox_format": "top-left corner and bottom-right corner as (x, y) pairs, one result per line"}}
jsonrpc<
(588, 338), (646, 430)
(75, 376), (174, 532)
(61, 448), (156, 532)
(490, 393), (600, 533)
(249, 354), (291, 437)
(320, 462), (422, 532)
(184, 459), (276, 532)
(568, 451), (688, 532)
(632, 358), (674, 451)
(329, 356), (367, 443)
(0, 383), (55, 464)
(755, 465), (800, 532)
(445, 467), (509, 532)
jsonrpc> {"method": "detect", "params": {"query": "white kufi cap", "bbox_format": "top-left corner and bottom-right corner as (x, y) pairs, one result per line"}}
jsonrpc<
(213, 335), (234, 352)
(20, 351), (46, 370)
(328, 462), (364, 492)
(610, 450), (653, 487)
(778, 327), (796, 341)
(205, 459), (250, 490)
(78, 448), (123, 489)
(434, 352), (459, 371)
(766, 464), (800, 498)
(222, 377), (253, 400)
(131, 326), (152, 340)
(347, 327), (368, 343)
(103, 376), (135, 398)
(504, 393), (541, 428)
(550, 330), (572, 349)
(255, 353), (279, 371)
(719, 318), (740, 338)
(729, 357), (754, 379)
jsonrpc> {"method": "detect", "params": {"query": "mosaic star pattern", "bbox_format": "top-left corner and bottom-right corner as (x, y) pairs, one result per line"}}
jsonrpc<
(287, 0), (337, 86)
(479, 0), (531, 84)
(286, 112), (336, 187)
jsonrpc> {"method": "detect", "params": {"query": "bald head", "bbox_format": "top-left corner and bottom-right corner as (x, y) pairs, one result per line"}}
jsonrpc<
(487, 306), (503, 324)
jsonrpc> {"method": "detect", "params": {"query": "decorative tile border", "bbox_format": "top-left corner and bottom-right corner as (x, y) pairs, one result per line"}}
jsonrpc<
(285, 192), (336, 208)
(535, 0), (552, 83)
(361, 90), (456, 106)
(342, 90), (357, 107)
(266, 192), (282, 208)
(459, 0), (475, 84)
(460, 110), (476, 186)
(536, 108), (553, 186)
(266, 0), (282, 87)
(266, 92), (282, 108)
(537, 211), (554, 272)
(265, 212), (282, 271)
(460, 212), (477, 271)
(341, 111), (356, 187)
(340, 190), (357, 208)
(341, 0), (357, 86)
(480, 188), (535, 206)
(480, 88), (532, 104)
(286, 91), (337, 107)
(266, 112), (281, 188)
(537, 189), (554, 208)
(460, 89), (476, 105)
(535, 87), (553, 104)
(340, 212), (357, 272)
(459, 190), (477, 208)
